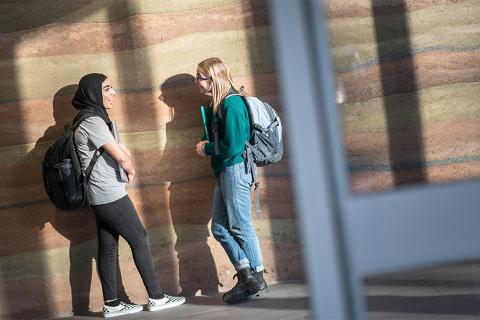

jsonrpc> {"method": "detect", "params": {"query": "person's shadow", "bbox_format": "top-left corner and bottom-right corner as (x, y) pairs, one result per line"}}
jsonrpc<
(30, 84), (130, 315)
(159, 74), (220, 296)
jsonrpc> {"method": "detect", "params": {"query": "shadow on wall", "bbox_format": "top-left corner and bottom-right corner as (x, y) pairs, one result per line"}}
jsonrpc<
(241, 0), (303, 282)
(35, 84), (95, 315)
(159, 74), (220, 296)
(29, 85), (131, 316)
(372, 0), (426, 185)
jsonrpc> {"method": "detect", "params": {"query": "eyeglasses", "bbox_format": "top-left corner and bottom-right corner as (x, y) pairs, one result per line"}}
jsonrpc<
(196, 74), (210, 81)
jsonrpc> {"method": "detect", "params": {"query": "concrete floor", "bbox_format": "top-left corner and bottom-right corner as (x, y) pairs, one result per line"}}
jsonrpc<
(53, 262), (480, 320)
(53, 282), (311, 320)
(366, 261), (480, 320)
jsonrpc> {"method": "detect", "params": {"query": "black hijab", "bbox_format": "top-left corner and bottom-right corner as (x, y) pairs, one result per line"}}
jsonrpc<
(72, 73), (111, 127)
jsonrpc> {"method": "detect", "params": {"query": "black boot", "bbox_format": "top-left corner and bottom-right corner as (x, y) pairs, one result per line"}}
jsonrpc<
(223, 268), (257, 304)
(250, 271), (268, 298)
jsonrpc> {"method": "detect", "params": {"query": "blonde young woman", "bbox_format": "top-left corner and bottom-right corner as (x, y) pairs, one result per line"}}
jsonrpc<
(195, 58), (268, 304)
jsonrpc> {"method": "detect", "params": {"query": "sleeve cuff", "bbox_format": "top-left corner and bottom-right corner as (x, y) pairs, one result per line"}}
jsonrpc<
(204, 142), (215, 155)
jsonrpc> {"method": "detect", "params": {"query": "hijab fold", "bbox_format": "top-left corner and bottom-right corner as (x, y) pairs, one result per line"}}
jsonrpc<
(72, 73), (111, 127)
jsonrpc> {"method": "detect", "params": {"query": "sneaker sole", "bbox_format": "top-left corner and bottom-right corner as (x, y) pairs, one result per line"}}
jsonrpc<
(103, 306), (143, 318)
(148, 298), (186, 312)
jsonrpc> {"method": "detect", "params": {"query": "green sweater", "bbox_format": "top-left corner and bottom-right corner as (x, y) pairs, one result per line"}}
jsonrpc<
(203, 95), (250, 176)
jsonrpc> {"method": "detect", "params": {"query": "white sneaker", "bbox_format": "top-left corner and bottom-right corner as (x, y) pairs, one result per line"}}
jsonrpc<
(103, 301), (143, 318)
(147, 294), (186, 311)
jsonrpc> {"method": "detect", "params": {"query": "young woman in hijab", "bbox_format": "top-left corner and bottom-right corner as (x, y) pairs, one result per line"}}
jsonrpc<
(194, 58), (268, 304)
(72, 73), (185, 317)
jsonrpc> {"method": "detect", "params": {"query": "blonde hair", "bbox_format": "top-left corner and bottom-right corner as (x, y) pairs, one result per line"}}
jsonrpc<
(197, 57), (245, 113)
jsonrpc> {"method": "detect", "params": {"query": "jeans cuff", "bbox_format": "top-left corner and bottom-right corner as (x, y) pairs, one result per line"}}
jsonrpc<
(234, 258), (250, 271)
(253, 265), (264, 272)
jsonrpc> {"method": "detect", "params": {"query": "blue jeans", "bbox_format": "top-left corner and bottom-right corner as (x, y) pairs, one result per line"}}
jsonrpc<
(211, 162), (264, 272)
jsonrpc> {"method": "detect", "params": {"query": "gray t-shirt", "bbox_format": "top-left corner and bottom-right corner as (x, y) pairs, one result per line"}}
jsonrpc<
(74, 116), (127, 205)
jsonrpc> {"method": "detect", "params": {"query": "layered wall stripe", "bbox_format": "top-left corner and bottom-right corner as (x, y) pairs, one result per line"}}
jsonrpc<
(326, 0), (480, 192)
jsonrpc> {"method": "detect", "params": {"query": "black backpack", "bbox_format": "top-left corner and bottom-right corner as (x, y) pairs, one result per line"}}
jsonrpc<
(42, 115), (103, 211)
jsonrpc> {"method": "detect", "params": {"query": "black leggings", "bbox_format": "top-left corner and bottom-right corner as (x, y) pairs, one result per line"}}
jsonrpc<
(92, 195), (163, 301)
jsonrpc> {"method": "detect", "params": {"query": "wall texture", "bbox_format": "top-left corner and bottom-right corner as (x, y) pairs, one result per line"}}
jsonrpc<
(326, 0), (480, 193)
(0, 1), (300, 318)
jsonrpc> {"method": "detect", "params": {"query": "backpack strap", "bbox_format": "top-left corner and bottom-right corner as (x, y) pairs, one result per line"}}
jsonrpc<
(72, 115), (105, 184)
(266, 118), (280, 132)
(244, 143), (262, 219)
(73, 113), (94, 131)
(225, 93), (242, 99)
(84, 150), (103, 183)
(253, 179), (261, 219)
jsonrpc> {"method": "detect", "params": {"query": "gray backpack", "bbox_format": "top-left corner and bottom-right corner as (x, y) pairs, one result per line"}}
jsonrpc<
(241, 96), (283, 167)
(223, 94), (284, 218)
